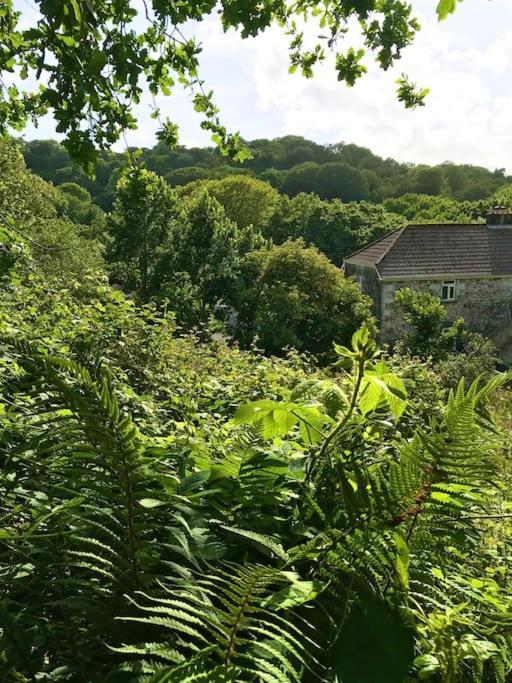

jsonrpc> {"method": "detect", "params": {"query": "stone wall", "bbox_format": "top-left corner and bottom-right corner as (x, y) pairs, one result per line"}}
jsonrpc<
(380, 276), (512, 342)
(344, 263), (380, 318)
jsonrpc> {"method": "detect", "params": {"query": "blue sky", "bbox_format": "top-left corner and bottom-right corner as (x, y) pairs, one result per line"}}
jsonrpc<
(11, 0), (512, 171)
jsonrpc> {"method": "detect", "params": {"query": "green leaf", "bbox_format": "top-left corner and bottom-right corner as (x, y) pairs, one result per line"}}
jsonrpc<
(359, 362), (407, 418)
(394, 533), (410, 591)
(331, 593), (414, 683)
(69, 0), (82, 23)
(56, 34), (77, 47)
(414, 654), (440, 678)
(436, 0), (463, 20)
(218, 526), (289, 560)
(139, 498), (166, 508)
(262, 573), (323, 610)
(177, 470), (211, 494)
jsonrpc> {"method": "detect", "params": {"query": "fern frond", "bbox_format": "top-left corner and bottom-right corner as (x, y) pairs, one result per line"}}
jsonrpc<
(116, 563), (312, 682)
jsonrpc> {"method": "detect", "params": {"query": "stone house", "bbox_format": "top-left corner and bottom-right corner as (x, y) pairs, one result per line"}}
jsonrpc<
(343, 208), (512, 345)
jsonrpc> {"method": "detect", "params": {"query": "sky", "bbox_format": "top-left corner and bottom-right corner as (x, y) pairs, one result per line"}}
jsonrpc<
(11, 0), (512, 171)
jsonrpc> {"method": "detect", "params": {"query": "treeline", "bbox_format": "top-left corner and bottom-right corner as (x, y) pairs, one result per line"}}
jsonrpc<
(1, 139), (374, 356)
(22, 136), (511, 211)
(11, 135), (512, 359)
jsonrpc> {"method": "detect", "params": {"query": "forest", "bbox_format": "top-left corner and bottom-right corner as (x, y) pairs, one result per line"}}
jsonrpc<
(2, 0), (512, 682)
(22, 136), (512, 212)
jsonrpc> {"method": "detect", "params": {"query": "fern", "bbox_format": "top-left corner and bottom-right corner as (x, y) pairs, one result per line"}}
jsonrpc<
(0, 343), (180, 676)
(114, 563), (312, 682)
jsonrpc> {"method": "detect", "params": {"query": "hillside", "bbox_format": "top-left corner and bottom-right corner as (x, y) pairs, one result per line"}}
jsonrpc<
(22, 137), (512, 211)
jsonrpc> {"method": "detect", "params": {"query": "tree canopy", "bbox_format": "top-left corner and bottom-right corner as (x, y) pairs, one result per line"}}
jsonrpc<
(236, 239), (374, 354)
(2, 0), (462, 169)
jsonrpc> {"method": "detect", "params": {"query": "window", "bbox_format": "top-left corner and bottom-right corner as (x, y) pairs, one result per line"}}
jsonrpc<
(356, 274), (364, 290)
(441, 280), (456, 302)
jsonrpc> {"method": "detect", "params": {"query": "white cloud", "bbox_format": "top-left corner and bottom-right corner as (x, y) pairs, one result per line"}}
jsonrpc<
(11, 0), (512, 171)
(235, 1), (512, 171)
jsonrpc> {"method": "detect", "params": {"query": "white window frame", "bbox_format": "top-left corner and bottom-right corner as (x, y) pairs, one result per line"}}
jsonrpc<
(441, 280), (456, 302)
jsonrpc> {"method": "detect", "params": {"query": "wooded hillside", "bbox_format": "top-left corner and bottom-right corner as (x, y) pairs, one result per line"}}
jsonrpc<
(23, 136), (511, 210)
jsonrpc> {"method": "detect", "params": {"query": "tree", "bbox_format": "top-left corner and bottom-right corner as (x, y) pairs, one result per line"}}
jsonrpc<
(108, 166), (181, 300)
(304, 200), (405, 264)
(395, 287), (460, 358)
(1, 1), (444, 169)
(167, 166), (211, 187)
(0, 138), (59, 223)
(382, 193), (484, 223)
(408, 166), (448, 196)
(236, 239), (374, 354)
(264, 193), (323, 244)
(265, 194), (404, 265)
(315, 162), (369, 201)
(157, 192), (246, 322)
(57, 182), (105, 227)
(0, 138), (105, 280)
(180, 175), (280, 230)
(281, 162), (321, 197)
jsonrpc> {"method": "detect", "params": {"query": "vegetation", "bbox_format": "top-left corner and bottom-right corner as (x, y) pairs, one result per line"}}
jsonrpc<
(0, 130), (512, 682)
(235, 239), (373, 355)
(2, 0), (448, 168)
(3, 2), (512, 681)
(21, 137), (511, 212)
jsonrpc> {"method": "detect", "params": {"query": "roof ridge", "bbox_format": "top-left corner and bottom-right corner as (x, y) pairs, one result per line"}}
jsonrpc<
(344, 225), (405, 261)
(406, 222), (485, 228)
(375, 226), (405, 266)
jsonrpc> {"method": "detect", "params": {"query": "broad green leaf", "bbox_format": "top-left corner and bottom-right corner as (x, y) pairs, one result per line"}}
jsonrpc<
(436, 0), (463, 20)
(139, 498), (166, 508)
(331, 593), (414, 683)
(262, 574), (323, 611)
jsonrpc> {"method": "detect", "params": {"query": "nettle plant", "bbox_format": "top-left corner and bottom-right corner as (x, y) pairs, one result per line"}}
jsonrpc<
(0, 327), (511, 681)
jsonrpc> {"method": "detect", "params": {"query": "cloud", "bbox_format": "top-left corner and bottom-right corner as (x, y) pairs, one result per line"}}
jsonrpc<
(233, 0), (512, 171)
(11, 0), (512, 171)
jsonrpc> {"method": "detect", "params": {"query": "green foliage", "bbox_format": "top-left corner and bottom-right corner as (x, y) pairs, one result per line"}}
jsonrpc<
(57, 182), (105, 228)
(157, 191), (250, 323)
(437, 0), (465, 20)
(1, 266), (512, 682)
(115, 563), (311, 681)
(22, 136), (511, 214)
(235, 239), (374, 355)
(333, 592), (415, 683)
(383, 193), (485, 223)
(2, 1), (438, 167)
(396, 75), (430, 109)
(0, 137), (105, 281)
(108, 165), (181, 300)
(180, 175), (281, 230)
(395, 287), (461, 358)
(436, 331), (500, 390)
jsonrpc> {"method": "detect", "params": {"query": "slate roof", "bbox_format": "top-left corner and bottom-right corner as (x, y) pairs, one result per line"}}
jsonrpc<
(344, 223), (512, 279)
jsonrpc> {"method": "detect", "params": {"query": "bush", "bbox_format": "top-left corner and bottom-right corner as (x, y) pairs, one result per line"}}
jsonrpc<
(436, 331), (500, 389)
(235, 239), (375, 355)
(395, 287), (461, 359)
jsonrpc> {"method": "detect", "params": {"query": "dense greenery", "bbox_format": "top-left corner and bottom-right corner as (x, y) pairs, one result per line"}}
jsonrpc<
(4, 2), (512, 680)
(1, 129), (512, 682)
(2, 0), (454, 168)
(22, 137), (511, 212)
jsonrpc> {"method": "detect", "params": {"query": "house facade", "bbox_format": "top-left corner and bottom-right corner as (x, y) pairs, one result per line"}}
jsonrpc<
(343, 209), (512, 343)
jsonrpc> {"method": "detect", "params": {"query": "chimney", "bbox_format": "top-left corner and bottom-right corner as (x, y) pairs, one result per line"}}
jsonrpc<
(486, 206), (512, 228)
